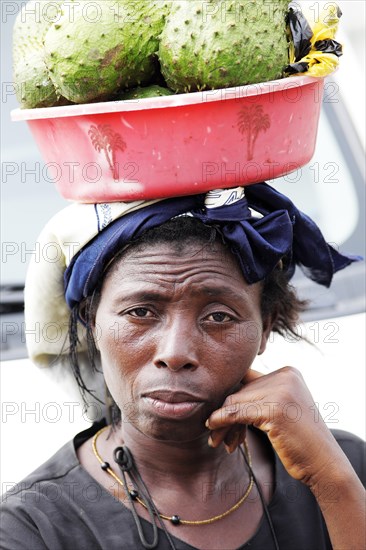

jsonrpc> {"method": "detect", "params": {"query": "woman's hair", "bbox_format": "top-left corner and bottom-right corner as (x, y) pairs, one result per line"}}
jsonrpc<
(69, 216), (307, 419)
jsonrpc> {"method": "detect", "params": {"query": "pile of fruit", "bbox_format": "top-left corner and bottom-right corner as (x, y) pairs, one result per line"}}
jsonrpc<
(13, 0), (290, 108)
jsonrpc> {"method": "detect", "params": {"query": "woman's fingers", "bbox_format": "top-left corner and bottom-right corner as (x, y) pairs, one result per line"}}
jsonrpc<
(206, 374), (265, 431)
(224, 424), (247, 454)
(207, 426), (228, 448)
(206, 378), (256, 452)
(206, 366), (344, 484)
(207, 367), (297, 431)
(207, 424), (247, 454)
(207, 399), (262, 431)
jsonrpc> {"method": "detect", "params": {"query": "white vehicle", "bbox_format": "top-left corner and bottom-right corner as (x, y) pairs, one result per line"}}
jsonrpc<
(1, 1), (365, 490)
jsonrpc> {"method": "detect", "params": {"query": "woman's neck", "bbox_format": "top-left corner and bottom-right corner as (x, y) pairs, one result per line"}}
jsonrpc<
(107, 421), (245, 486)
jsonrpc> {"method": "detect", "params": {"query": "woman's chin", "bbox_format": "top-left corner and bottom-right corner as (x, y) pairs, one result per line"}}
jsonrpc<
(132, 414), (209, 444)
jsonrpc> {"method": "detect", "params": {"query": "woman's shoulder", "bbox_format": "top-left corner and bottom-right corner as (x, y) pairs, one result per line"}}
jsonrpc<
(2, 421), (106, 503)
(2, 440), (75, 503)
(0, 437), (78, 549)
(0, 421), (111, 549)
(330, 429), (365, 482)
(330, 428), (365, 447)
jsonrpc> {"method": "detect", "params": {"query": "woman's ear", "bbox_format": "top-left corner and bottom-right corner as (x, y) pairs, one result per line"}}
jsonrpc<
(78, 300), (89, 326)
(79, 298), (100, 350)
(258, 314), (275, 355)
(79, 297), (98, 328)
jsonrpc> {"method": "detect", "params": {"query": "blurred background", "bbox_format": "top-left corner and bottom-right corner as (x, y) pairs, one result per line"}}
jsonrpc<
(1, 0), (365, 284)
(1, 1), (365, 489)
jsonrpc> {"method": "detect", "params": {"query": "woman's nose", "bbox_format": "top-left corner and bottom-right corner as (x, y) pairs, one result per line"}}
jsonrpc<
(153, 317), (199, 372)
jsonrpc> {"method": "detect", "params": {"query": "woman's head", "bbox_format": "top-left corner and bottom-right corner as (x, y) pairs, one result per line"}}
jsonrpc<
(59, 182), (358, 427)
(72, 216), (307, 436)
(23, 183), (358, 426)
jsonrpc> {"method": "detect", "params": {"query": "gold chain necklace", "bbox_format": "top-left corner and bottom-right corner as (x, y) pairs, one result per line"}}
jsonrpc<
(92, 426), (254, 526)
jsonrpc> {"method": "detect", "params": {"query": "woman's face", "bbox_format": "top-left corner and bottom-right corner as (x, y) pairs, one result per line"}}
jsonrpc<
(94, 240), (271, 442)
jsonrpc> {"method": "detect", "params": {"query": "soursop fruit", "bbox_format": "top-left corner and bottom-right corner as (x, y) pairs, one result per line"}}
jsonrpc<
(13, 0), (65, 108)
(159, 0), (290, 92)
(44, 0), (171, 104)
(118, 85), (174, 100)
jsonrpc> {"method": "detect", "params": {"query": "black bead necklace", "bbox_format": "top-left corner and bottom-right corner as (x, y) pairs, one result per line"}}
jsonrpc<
(93, 426), (254, 526)
(92, 425), (280, 550)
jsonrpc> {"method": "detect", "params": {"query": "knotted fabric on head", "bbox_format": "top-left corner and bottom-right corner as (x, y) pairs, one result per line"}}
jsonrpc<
(64, 182), (360, 310)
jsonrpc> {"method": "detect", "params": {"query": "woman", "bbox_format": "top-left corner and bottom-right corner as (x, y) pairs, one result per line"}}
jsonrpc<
(1, 184), (365, 549)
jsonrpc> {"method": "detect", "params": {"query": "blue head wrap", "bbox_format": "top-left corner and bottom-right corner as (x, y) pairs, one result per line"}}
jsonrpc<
(64, 182), (360, 310)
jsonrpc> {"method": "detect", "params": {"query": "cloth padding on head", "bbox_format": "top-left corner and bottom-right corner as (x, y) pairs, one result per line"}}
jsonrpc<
(24, 198), (160, 412)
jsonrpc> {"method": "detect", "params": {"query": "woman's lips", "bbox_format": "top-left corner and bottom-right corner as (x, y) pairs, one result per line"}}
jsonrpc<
(141, 390), (205, 419)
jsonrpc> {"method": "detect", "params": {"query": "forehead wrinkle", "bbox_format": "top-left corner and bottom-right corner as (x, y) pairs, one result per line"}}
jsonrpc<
(116, 260), (243, 283)
(121, 247), (209, 261)
(108, 265), (248, 303)
(118, 244), (228, 267)
(114, 251), (240, 278)
(120, 255), (226, 269)
(108, 245), (249, 298)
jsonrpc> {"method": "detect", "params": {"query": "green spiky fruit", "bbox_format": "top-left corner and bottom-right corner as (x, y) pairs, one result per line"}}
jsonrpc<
(159, 0), (290, 92)
(12, 0), (65, 108)
(44, 0), (171, 104)
(118, 85), (174, 100)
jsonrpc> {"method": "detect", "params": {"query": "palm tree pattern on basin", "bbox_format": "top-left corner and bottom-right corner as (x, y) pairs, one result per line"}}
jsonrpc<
(88, 124), (126, 180)
(238, 105), (271, 161)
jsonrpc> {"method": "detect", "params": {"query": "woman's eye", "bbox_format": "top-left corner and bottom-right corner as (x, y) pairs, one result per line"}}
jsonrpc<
(207, 312), (233, 322)
(128, 308), (151, 318)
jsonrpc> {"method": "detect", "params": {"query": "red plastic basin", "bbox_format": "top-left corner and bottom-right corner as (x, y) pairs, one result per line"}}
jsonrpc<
(11, 75), (324, 202)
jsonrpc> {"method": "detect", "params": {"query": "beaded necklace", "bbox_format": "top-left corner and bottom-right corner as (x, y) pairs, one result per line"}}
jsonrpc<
(92, 425), (254, 526)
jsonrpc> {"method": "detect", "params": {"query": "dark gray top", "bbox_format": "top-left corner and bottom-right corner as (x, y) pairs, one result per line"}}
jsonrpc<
(1, 421), (365, 550)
